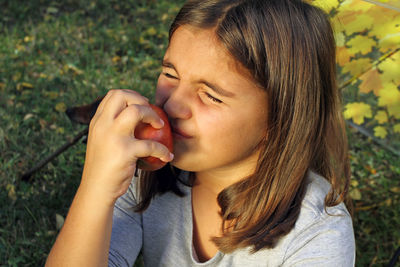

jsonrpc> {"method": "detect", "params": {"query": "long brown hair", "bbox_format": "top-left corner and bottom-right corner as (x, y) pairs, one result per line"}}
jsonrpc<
(136, 0), (350, 253)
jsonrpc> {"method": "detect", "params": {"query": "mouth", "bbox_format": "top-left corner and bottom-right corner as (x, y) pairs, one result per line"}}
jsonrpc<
(171, 124), (193, 139)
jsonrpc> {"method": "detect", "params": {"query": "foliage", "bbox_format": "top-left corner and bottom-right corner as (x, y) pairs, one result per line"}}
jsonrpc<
(0, 0), (184, 266)
(347, 127), (400, 266)
(0, 0), (399, 266)
(313, 0), (400, 148)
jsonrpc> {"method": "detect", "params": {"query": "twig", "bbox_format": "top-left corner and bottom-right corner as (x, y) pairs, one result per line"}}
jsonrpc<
(387, 247), (400, 267)
(362, 0), (400, 12)
(20, 127), (89, 181)
(339, 48), (400, 91)
(346, 121), (400, 157)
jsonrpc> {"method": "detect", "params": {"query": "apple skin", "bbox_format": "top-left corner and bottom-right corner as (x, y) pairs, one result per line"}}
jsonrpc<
(134, 104), (173, 171)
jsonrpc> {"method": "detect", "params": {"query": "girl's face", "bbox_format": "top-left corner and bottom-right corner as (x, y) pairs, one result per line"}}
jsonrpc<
(156, 26), (268, 178)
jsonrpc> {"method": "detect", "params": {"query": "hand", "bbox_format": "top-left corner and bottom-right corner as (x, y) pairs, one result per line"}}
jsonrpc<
(80, 89), (174, 202)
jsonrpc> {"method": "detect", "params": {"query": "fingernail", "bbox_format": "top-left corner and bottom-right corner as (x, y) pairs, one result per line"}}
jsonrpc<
(161, 152), (174, 162)
(159, 119), (165, 127)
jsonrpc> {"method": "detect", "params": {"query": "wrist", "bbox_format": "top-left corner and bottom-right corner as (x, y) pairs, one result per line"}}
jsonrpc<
(76, 181), (119, 208)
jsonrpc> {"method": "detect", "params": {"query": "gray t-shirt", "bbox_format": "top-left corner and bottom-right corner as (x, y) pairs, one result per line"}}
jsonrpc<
(109, 171), (355, 266)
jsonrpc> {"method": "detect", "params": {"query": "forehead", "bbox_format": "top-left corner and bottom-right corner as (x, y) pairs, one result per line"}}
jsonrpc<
(167, 26), (237, 67)
(165, 25), (260, 92)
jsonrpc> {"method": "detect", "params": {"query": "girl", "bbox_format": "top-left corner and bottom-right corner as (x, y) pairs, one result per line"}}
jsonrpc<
(46, 0), (355, 266)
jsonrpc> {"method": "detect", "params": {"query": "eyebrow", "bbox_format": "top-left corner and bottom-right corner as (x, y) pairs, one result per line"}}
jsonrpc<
(162, 60), (176, 72)
(162, 59), (235, 98)
(199, 79), (235, 97)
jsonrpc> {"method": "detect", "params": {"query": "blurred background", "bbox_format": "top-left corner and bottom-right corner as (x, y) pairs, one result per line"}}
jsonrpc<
(0, 0), (399, 266)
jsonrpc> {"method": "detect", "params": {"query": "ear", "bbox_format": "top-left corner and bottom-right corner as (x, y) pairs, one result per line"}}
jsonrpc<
(65, 95), (105, 124)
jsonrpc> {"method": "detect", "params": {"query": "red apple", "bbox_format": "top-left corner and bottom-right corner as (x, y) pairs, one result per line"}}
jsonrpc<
(134, 104), (173, 171)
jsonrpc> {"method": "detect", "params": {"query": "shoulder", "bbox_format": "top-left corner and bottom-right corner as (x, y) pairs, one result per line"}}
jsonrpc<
(300, 170), (351, 219)
(280, 171), (355, 266)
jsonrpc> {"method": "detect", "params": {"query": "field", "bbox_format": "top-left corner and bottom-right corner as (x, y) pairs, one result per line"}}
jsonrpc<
(0, 0), (399, 266)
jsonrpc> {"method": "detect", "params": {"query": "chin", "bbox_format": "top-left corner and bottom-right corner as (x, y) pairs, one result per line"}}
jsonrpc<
(170, 157), (203, 173)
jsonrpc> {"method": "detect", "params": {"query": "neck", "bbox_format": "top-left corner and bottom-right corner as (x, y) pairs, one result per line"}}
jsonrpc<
(193, 156), (258, 195)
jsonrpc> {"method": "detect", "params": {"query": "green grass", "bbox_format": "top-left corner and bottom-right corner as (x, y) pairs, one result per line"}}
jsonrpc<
(0, 1), (399, 266)
(347, 127), (400, 266)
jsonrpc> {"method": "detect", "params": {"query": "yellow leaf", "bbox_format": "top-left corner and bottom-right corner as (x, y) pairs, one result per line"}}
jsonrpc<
(16, 82), (34, 91)
(349, 188), (362, 200)
(55, 214), (65, 230)
(312, 0), (339, 13)
(379, 51), (400, 85)
(359, 67), (382, 95)
(351, 180), (359, 187)
(139, 36), (147, 45)
(146, 27), (157, 36)
(56, 127), (65, 134)
(23, 113), (34, 121)
(64, 64), (83, 75)
(341, 57), (372, 78)
(336, 5), (374, 36)
(335, 31), (346, 48)
(394, 124), (400, 133)
(343, 102), (372, 125)
(24, 36), (34, 42)
(44, 91), (59, 100)
(335, 9), (360, 29)
(55, 102), (67, 113)
(390, 187), (400, 193)
(368, 10), (400, 39)
(364, 164), (377, 175)
(344, 14), (374, 35)
(6, 184), (17, 201)
(372, 20), (400, 39)
(343, 0), (373, 12)
(378, 84), (400, 118)
(367, 6), (400, 53)
(379, 34), (400, 54)
(47, 6), (59, 14)
(12, 72), (22, 81)
(374, 110), (388, 124)
(15, 44), (26, 52)
(112, 56), (121, 63)
(347, 35), (376, 55)
(336, 46), (352, 67)
(374, 126), (387, 139)
(161, 13), (169, 22)
(388, 105), (400, 119)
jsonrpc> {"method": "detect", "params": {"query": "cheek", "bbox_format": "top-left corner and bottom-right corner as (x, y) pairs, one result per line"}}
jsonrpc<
(200, 111), (264, 147)
(155, 76), (173, 106)
(196, 111), (232, 140)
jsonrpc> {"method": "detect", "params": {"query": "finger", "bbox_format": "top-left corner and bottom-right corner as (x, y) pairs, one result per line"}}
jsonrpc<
(95, 92), (113, 115)
(114, 104), (164, 136)
(90, 92), (112, 123)
(101, 89), (149, 121)
(131, 139), (174, 163)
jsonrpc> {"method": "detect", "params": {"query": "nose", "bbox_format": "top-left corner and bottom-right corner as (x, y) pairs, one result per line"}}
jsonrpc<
(163, 87), (192, 120)
(156, 82), (192, 120)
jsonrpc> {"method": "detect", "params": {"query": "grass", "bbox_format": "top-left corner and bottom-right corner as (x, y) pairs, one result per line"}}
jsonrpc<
(0, 1), (399, 266)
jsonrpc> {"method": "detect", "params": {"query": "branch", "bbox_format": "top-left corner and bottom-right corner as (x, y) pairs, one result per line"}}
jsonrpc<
(346, 120), (400, 157)
(20, 127), (89, 182)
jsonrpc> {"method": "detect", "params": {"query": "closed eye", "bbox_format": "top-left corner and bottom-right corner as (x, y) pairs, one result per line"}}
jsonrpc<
(163, 72), (178, 79)
(205, 92), (222, 103)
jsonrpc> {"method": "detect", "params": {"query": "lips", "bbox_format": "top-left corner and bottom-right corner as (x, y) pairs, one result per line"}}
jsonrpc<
(171, 123), (193, 139)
